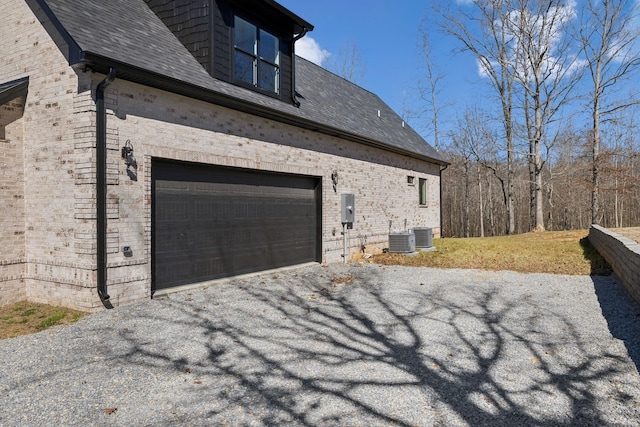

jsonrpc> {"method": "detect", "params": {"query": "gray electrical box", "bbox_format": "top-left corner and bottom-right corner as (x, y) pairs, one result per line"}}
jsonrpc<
(341, 193), (355, 224)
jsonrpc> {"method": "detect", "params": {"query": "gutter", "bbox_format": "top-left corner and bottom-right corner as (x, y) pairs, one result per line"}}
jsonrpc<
(78, 54), (449, 166)
(29, 0), (447, 165)
(96, 68), (116, 309)
(291, 28), (309, 108)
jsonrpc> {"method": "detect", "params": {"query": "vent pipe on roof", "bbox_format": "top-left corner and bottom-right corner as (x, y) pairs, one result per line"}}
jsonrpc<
(96, 67), (116, 309)
(291, 27), (309, 108)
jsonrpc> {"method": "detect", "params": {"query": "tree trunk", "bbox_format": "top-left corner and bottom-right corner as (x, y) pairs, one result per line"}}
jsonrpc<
(477, 163), (485, 238)
(488, 175), (496, 236)
(464, 161), (470, 238)
(592, 100), (601, 225)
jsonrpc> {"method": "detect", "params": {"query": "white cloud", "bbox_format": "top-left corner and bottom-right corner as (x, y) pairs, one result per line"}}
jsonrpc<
(295, 36), (330, 66)
(477, 57), (495, 79)
(482, 1), (580, 83)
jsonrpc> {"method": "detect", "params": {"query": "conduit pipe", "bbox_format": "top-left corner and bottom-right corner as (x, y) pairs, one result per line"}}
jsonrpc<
(96, 68), (116, 309)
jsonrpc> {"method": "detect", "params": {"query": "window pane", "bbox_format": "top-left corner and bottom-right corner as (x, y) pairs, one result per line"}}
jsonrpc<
(259, 30), (279, 64)
(235, 17), (256, 54)
(258, 62), (278, 92)
(419, 178), (427, 205)
(235, 51), (255, 85)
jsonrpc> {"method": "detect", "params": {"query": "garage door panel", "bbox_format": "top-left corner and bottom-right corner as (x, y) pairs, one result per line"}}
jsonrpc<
(152, 161), (321, 291)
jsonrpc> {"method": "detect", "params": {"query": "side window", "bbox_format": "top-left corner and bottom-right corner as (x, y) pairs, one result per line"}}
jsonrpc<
(234, 16), (280, 94)
(419, 178), (428, 206)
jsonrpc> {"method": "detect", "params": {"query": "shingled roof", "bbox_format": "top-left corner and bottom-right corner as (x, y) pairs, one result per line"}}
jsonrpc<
(30, 0), (447, 165)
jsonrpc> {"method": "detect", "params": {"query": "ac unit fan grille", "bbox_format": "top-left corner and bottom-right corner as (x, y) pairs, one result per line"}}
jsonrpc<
(389, 233), (416, 253)
(413, 227), (433, 248)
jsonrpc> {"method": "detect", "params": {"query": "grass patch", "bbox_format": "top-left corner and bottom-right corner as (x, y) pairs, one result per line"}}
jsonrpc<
(373, 230), (612, 276)
(0, 302), (86, 340)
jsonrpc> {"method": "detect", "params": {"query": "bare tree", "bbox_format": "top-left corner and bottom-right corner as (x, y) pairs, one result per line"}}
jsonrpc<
(508, 0), (583, 231)
(578, 0), (640, 225)
(440, 0), (518, 234)
(416, 20), (448, 151)
(327, 39), (367, 84)
(436, 0), (640, 236)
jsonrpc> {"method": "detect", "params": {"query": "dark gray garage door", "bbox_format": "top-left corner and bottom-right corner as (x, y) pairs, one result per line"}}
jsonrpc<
(152, 160), (321, 291)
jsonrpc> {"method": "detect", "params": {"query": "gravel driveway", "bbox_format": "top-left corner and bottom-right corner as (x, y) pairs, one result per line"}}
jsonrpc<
(1, 264), (640, 426)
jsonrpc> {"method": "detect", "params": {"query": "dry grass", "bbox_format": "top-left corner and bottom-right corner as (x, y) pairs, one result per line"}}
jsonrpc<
(611, 227), (640, 244)
(373, 230), (611, 276)
(0, 302), (85, 340)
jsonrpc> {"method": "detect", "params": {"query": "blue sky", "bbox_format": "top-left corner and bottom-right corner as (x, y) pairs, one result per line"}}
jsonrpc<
(277, 0), (640, 151)
(276, 0), (482, 140)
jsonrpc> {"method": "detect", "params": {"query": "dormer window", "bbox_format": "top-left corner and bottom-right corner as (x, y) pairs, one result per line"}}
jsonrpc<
(234, 16), (280, 94)
(146, 0), (313, 104)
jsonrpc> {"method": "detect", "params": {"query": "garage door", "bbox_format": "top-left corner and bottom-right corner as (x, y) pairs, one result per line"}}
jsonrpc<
(152, 160), (321, 291)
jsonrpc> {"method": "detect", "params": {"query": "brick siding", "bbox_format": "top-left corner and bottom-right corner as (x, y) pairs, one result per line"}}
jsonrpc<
(1, 0), (442, 311)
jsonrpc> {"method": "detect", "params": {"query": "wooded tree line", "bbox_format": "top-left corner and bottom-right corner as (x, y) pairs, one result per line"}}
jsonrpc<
(411, 0), (640, 237)
(440, 108), (640, 237)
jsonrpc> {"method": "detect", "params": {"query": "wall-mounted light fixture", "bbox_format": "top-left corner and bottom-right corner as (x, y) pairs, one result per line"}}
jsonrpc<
(331, 170), (339, 192)
(121, 139), (136, 167)
(121, 139), (138, 181)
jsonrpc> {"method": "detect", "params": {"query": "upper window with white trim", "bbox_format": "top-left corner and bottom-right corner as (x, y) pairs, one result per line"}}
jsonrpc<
(234, 16), (280, 94)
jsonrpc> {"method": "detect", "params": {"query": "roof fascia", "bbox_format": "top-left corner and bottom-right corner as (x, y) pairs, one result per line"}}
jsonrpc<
(80, 52), (447, 165)
(261, 0), (314, 33)
(0, 77), (29, 105)
(27, 0), (83, 63)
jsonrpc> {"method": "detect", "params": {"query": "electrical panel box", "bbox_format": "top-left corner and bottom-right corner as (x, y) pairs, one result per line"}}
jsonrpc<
(341, 193), (355, 224)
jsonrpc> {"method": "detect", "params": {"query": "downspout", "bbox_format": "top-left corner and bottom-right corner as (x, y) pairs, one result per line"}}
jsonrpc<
(96, 68), (116, 309)
(291, 27), (309, 108)
(439, 163), (448, 238)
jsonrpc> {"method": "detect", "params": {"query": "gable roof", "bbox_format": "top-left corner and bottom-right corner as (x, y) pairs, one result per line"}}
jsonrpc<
(29, 0), (447, 165)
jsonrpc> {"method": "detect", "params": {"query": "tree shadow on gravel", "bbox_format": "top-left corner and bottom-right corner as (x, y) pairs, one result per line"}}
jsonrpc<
(98, 266), (639, 426)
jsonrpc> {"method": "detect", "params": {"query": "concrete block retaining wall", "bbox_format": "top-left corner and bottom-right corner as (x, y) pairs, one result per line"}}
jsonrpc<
(589, 224), (640, 306)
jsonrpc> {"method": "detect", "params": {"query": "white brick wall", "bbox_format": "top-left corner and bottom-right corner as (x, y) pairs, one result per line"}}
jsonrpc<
(105, 78), (441, 274)
(0, 0), (442, 311)
(0, 0), (102, 309)
(0, 98), (27, 305)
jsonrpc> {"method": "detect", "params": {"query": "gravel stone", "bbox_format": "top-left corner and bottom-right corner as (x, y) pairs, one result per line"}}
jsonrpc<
(1, 263), (639, 426)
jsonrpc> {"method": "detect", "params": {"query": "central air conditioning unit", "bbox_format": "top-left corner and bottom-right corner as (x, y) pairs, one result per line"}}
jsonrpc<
(388, 232), (416, 253)
(413, 227), (433, 249)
